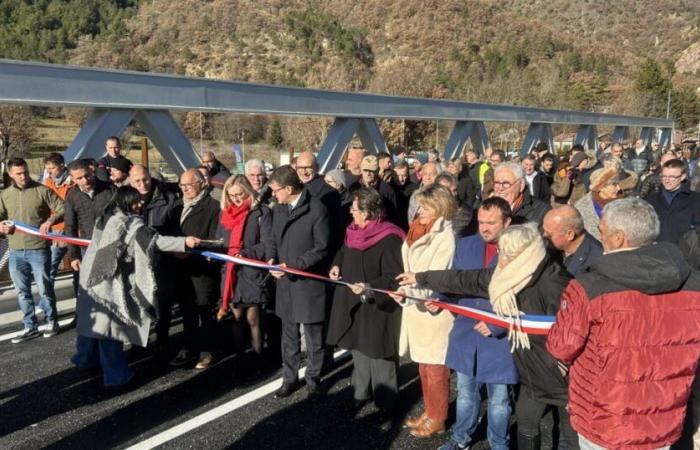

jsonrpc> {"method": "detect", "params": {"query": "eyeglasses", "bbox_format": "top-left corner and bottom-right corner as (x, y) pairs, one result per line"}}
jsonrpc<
(493, 181), (515, 189)
(179, 181), (201, 189)
(296, 165), (314, 172)
(270, 185), (288, 195)
(660, 174), (683, 181)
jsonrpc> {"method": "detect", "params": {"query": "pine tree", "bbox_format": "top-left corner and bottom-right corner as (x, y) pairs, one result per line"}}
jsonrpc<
(267, 120), (284, 148)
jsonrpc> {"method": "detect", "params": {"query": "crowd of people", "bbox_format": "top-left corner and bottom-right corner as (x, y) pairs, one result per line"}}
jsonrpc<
(3, 134), (700, 449)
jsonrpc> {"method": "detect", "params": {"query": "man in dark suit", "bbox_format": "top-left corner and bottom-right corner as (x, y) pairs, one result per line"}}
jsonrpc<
(295, 151), (343, 254)
(170, 169), (221, 370)
(522, 155), (551, 202)
(268, 166), (330, 400)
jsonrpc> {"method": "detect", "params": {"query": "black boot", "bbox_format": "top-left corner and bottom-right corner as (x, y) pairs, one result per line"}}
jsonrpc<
(517, 433), (541, 450)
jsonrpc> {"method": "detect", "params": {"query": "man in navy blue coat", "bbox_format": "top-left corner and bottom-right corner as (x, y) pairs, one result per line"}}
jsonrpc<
(645, 159), (700, 244)
(438, 197), (517, 450)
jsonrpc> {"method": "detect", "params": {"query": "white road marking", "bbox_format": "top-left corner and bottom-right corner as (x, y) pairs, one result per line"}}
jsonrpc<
(0, 317), (74, 342)
(0, 298), (76, 327)
(127, 350), (350, 450)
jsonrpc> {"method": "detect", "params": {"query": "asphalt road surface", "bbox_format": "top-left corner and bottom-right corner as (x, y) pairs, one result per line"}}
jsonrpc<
(0, 304), (558, 449)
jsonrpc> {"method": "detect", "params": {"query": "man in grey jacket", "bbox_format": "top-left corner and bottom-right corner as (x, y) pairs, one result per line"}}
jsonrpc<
(0, 158), (64, 343)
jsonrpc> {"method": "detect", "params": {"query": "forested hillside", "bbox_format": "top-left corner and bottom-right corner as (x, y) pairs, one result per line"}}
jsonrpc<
(1, 0), (698, 153)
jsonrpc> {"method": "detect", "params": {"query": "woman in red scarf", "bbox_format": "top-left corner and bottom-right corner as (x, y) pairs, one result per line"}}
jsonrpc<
(326, 187), (406, 416)
(216, 175), (273, 375)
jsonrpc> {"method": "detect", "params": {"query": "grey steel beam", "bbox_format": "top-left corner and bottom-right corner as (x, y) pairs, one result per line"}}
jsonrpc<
(0, 59), (673, 128)
(443, 121), (491, 160)
(640, 127), (656, 146)
(316, 118), (388, 173)
(473, 122), (491, 155)
(134, 110), (200, 175)
(520, 123), (554, 156)
(316, 118), (361, 174)
(63, 108), (135, 162)
(443, 121), (476, 161)
(574, 125), (598, 151)
(355, 119), (388, 155)
(612, 126), (630, 143)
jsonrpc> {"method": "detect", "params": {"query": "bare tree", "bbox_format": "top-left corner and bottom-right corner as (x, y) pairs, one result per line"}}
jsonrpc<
(0, 106), (41, 171)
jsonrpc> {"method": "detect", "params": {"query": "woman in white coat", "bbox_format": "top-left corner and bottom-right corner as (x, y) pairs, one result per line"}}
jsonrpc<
(395, 184), (457, 438)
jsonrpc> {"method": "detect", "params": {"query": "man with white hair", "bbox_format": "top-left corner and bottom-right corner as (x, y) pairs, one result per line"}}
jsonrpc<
(492, 161), (550, 225)
(244, 159), (267, 194)
(407, 161), (441, 223)
(547, 198), (700, 450)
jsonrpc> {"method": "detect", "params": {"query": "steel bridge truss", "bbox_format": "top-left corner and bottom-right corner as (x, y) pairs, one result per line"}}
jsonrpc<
(0, 59), (674, 174)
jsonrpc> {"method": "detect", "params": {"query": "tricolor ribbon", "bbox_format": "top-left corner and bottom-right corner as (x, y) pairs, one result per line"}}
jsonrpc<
(8, 220), (555, 334)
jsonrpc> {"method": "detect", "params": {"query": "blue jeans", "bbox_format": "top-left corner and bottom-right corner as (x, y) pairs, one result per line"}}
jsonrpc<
(452, 371), (511, 450)
(71, 335), (134, 386)
(49, 244), (68, 284)
(578, 434), (669, 450)
(9, 248), (57, 329)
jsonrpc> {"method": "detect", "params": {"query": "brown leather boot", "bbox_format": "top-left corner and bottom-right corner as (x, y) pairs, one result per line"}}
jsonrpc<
(403, 411), (427, 429)
(409, 417), (445, 438)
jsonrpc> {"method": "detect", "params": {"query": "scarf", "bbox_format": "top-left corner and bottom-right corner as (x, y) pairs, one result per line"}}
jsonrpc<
(487, 236), (546, 351)
(180, 188), (208, 224)
(344, 219), (406, 251)
(406, 217), (437, 247)
(81, 211), (159, 346)
(510, 193), (525, 214)
(218, 199), (251, 317)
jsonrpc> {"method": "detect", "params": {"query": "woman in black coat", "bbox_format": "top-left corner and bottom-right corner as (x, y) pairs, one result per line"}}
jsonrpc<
(327, 187), (406, 413)
(216, 175), (274, 372)
(400, 223), (577, 450)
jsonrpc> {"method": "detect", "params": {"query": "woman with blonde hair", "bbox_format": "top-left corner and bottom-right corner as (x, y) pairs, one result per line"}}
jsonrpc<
(216, 174), (273, 375)
(393, 184), (457, 438)
(399, 222), (577, 449)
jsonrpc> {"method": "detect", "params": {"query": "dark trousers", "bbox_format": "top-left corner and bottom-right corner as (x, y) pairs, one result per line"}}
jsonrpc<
(181, 300), (216, 354)
(516, 384), (579, 449)
(351, 350), (398, 410)
(281, 319), (323, 387)
(155, 296), (172, 351)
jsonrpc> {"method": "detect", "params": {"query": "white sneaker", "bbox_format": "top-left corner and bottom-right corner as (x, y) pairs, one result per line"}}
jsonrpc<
(11, 328), (40, 344)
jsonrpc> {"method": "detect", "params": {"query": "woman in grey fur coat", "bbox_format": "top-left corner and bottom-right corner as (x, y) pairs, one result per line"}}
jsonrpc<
(71, 186), (201, 386)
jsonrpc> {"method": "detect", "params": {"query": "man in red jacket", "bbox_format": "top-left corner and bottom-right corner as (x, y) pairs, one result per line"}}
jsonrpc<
(547, 197), (700, 450)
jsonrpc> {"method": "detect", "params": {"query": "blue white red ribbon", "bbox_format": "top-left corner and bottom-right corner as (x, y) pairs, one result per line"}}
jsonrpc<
(8, 220), (555, 335)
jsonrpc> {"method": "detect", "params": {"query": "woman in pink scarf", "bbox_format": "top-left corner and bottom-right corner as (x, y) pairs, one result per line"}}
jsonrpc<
(327, 187), (406, 417)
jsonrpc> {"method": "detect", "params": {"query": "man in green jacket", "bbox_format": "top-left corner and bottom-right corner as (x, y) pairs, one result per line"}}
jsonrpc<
(0, 157), (64, 343)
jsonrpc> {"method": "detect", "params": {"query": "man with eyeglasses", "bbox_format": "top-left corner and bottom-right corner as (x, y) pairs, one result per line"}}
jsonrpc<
(267, 166), (330, 400)
(645, 159), (700, 243)
(170, 169), (221, 370)
(295, 151), (343, 251)
(492, 161), (550, 225)
(244, 159), (267, 194)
